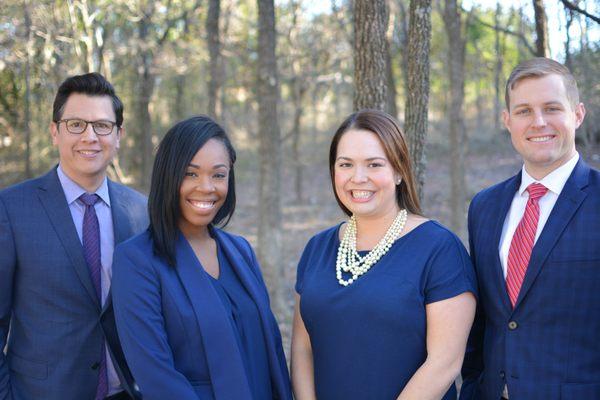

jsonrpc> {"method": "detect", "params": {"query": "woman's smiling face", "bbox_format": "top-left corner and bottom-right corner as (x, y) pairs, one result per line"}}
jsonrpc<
(178, 138), (231, 236)
(334, 129), (400, 220)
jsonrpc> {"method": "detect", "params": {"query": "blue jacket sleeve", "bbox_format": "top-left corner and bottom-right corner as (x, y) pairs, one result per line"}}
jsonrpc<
(0, 198), (14, 400)
(112, 243), (199, 400)
(460, 199), (485, 400)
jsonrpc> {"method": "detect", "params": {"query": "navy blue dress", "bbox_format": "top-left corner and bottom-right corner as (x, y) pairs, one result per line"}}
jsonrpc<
(296, 221), (477, 400)
(207, 239), (273, 400)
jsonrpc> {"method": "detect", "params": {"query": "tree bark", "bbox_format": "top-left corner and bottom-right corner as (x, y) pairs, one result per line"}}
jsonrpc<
(24, 3), (33, 179)
(533, 0), (550, 57)
(443, 0), (467, 235)
(135, 14), (155, 191)
(256, 0), (284, 316)
(493, 1), (503, 133)
(206, 0), (222, 120)
(385, 40), (398, 117)
(404, 0), (432, 201)
(353, 0), (388, 111)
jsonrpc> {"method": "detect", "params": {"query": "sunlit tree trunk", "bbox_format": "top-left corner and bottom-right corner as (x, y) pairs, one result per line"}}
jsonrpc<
(533, 0), (550, 57)
(256, 0), (285, 316)
(206, 0), (222, 120)
(404, 0), (432, 201)
(24, 3), (33, 179)
(443, 0), (467, 234)
(353, 0), (388, 110)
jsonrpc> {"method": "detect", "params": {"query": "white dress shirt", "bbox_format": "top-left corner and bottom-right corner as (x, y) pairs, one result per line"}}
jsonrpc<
(497, 152), (579, 399)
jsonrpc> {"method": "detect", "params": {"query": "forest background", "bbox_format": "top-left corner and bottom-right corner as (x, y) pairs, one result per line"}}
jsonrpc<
(1, 0), (599, 348)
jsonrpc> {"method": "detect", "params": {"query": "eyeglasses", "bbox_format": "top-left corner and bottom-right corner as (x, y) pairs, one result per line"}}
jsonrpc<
(56, 119), (118, 136)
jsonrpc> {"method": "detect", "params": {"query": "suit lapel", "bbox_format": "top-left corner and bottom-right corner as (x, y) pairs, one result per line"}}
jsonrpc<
(103, 181), (131, 314)
(108, 181), (134, 246)
(174, 234), (253, 399)
(514, 160), (589, 309)
(491, 174), (521, 312)
(37, 168), (100, 309)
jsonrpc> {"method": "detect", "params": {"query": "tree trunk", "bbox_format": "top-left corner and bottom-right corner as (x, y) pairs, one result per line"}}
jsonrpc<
(206, 0), (222, 120)
(353, 0), (388, 111)
(563, 7), (574, 70)
(396, 0), (410, 101)
(256, 0), (284, 317)
(532, 0), (550, 57)
(443, 0), (467, 235)
(385, 40), (398, 117)
(494, 2), (503, 133)
(404, 0), (432, 201)
(174, 74), (186, 121)
(24, 3), (33, 179)
(136, 16), (155, 191)
(291, 77), (306, 203)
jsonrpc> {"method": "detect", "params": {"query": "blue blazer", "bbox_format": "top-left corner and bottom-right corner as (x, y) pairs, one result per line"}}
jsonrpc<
(460, 159), (600, 400)
(112, 229), (292, 400)
(0, 168), (148, 400)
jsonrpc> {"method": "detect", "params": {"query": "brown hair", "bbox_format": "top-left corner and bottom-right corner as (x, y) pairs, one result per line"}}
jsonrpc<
(329, 109), (422, 216)
(505, 57), (580, 110)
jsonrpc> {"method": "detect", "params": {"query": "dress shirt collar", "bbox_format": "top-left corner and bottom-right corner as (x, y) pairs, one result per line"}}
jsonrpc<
(518, 152), (580, 197)
(56, 164), (111, 207)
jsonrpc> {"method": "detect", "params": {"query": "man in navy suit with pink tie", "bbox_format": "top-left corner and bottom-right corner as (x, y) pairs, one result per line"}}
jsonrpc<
(461, 58), (600, 399)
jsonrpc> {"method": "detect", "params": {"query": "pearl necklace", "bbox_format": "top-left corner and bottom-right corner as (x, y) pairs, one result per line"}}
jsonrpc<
(336, 209), (408, 286)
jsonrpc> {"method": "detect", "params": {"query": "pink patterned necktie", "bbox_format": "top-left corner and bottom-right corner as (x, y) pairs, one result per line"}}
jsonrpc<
(506, 183), (548, 307)
(79, 193), (108, 400)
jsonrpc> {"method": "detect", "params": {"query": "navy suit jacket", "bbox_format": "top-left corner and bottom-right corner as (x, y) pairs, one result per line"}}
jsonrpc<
(112, 229), (292, 400)
(0, 168), (148, 400)
(460, 159), (600, 400)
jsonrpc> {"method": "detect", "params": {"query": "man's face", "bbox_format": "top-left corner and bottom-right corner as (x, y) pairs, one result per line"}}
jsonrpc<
(503, 74), (585, 179)
(50, 93), (121, 188)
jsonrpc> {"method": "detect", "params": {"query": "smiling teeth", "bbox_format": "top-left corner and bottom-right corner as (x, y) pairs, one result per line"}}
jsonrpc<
(352, 190), (373, 199)
(79, 150), (98, 154)
(529, 136), (552, 142)
(190, 201), (214, 209)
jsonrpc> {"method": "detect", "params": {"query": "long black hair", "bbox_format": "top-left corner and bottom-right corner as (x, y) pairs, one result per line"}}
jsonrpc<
(148, 115), (236, 267)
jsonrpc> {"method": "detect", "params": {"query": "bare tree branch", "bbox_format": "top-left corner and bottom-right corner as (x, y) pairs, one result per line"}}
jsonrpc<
(467, 10), (536, 55)
(559, 0), (600, 24)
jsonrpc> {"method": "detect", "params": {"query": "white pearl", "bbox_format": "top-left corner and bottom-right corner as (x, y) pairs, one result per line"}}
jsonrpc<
(335, 209), (408, 286)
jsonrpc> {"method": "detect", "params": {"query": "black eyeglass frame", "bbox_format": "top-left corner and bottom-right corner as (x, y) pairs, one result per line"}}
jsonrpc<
(55, 118), (119, 136)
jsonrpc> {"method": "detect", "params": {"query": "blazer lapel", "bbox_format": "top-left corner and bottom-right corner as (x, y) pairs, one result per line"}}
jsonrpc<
(102, 181), (133, 314)
(491, 174), (521, 312)
(215, 229), (291, 400)
(514, 160), (589, 309)
(174, 234), (253, 400)
(108, 181), (131, 247)
(37, 169), (100, 309)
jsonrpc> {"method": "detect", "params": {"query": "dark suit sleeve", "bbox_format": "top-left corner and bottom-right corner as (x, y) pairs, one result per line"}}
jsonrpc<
(460, 199), (485, 400)
(112, 244), (198, 400)
(0, 198), (15, 400)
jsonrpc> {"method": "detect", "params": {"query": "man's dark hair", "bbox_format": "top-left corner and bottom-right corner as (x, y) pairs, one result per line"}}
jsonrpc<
(148, 115), (237, 267)
(52, 72), (124, 127)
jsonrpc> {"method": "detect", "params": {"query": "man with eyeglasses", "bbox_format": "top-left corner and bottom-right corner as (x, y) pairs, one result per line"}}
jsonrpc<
(0, 73), (147, 400)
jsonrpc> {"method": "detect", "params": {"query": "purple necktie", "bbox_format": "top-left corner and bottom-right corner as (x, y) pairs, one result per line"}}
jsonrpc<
(79, 193), (108, 400)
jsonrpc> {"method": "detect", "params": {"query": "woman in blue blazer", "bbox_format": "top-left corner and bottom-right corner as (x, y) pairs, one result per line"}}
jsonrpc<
(112, 116), (292, 400)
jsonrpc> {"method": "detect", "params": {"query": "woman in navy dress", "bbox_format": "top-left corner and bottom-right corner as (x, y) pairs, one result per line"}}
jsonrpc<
(291, 109), (477, 400)
(112, 116), (292, 400)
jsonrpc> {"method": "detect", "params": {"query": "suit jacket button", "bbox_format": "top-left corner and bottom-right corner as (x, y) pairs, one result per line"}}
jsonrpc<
(500, 371), (505, 379)
(508, 321), (518, 330)
(91, 362), (100, 370)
